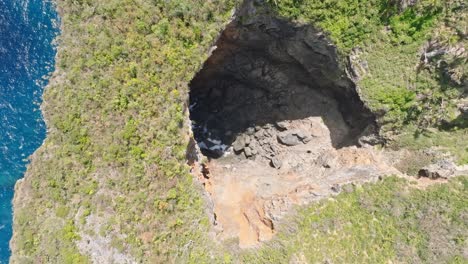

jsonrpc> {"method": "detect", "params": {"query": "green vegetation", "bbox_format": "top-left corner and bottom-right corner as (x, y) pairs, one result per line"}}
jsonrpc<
(269, 0), (444, 51)
(393, 126), (468, 165)
(12, 0), (237, 262)
(244, 176), (468, 263)
(11, 0), (467, 263)
(269, 0), (467, 163)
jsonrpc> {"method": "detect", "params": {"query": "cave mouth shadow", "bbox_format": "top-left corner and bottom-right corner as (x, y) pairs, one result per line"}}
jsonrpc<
(189, 1), (376, 158)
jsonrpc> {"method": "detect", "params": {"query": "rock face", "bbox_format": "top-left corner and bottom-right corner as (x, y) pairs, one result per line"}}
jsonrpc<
(186, 0), (388, 248)
(194, 116), (399, 248)
(189, 0), (377, 159)
(187, 0), (463, 249)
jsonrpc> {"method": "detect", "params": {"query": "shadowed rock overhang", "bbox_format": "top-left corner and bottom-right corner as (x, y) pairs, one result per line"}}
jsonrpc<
(189, 1), (377, 159)
(187, 0), (388, 248)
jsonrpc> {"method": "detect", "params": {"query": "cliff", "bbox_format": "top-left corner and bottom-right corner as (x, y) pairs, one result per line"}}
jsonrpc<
(10, 0), (467, 263)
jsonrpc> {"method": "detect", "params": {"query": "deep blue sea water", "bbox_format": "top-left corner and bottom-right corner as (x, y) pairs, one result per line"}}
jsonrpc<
(0, 0), (58, 262)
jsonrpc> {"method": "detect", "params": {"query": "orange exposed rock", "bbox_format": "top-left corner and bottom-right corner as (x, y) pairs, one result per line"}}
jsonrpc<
(193, 117), (400, 248)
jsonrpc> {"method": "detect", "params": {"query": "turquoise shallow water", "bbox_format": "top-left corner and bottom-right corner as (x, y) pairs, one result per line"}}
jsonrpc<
(0, 0), (58, 262)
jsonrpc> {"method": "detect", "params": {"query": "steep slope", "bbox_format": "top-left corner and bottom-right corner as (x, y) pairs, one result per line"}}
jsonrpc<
(11, 0), (237, 262)
(11, 0), (467, 263)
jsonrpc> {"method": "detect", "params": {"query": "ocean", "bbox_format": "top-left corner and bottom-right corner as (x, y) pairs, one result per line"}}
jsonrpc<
(0, 0), (58, 262)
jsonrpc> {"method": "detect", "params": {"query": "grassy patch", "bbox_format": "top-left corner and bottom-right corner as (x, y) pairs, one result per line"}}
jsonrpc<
(392, 125), (468, 165)
(243, 176), (468, 263)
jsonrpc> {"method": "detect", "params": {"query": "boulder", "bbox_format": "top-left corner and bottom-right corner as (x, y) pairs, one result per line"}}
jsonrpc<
(233, 136), (246, 152)
(277, 130), (312, 146)
(270, 157), (282, 169)
(245, 135), (251, 145)
(418, 160), (457, 179)
(275, 121), (288, 130)
(277, 133), (302, 146)
(244, 147), (253, 157)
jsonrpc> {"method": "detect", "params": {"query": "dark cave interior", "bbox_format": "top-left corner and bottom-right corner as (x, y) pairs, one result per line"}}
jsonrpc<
(189, 6), (376, 158)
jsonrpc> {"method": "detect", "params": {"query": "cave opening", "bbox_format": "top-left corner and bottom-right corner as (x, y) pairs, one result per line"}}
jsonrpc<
(187, 1), (382, 247)
(189, 3), (376, 161)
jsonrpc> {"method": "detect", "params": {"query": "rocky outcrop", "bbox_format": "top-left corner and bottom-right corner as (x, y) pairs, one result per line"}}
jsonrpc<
(418, 159), (468, 179)
(418, 40), (467, 87)
(193, 116), (400, 247)
(187, 0), (463, 249)
(187, 0), (387, 247)
(189, 0), (377, 159)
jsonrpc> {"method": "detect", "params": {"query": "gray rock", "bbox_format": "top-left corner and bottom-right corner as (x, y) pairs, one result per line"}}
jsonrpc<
(276, 121), (288, 130)
(265, 128), (275, 137)
(245, 135), (251, 145)
(278, 133), (301, 146)
(357, 125), (382, 146)
(251, 147), (258, 155)
(233, 136), (246, 152)
(246, 127), (256, 135)
(348, 47), (369, 80)
(244, 147), (253, 157)
(269, 144), (281, 155)
(315, 153), (338, 169)
(277, 131), (306, 146)
(295, 130), (313, 143)
(418, 159), (457, 179)
(254, 130), (264, 139)
(302, 136), (313, 144)
(270, 157), (282, 169)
